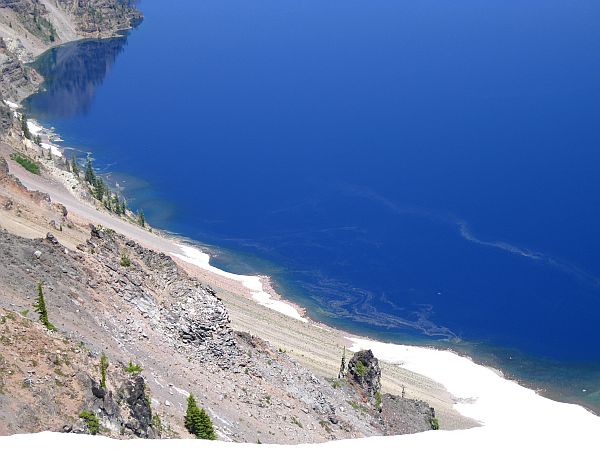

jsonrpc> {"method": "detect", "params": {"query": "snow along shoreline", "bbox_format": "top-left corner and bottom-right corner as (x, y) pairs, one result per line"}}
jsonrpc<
(170, 242), (600, 448)
(172, 244), (308, 322)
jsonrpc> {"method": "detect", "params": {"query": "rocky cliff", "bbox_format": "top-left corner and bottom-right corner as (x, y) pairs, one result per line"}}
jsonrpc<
(0, 0), (142, 103)
(0, 0), (141, 44)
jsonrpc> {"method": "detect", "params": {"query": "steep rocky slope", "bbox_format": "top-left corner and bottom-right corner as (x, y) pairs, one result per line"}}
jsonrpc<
(0, 222), (437, 441)
(0, 150), (440, 441)
(0, 309), (160, 437)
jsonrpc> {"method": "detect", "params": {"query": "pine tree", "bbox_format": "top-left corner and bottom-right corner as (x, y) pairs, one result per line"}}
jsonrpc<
(112, 193), (120, 213)
(120, 198), (127, 215)
(93, 177), (105, 201)
(84, 157), (96, 184)
(138, 210), (145, 228)
(34, 282), (56, 331)
(184, 394), (198, 432)
(184, 394), (216, 439)
(100, 353), (109, 389)
(71, 155), (80, 175)
(21, 113), (31, 140)
(198, 408), (216, 440)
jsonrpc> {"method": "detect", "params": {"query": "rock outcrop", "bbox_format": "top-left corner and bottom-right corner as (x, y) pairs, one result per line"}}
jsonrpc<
(0, 96), (11, 133)
(83, 226), (239, 366)
(342, 349), (437, 435)
(347, 349), (381, 401)
(0, 39), (39, 100)
(88, 375), (157, 438)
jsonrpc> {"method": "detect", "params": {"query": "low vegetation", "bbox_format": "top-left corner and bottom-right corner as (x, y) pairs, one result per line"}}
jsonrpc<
(347, 400), (369, 414)
(120, 254), (131, 267)
(79, 410), (100, 435)
(124, 361), (143, 375)
(355, 360), (367, 378)
(291, 416), (303, 428)
(11, 153), (40, 175)
(375, 390), (382, 411)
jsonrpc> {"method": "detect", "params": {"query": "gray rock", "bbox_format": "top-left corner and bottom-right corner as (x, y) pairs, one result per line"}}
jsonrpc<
(347, 349), (381, 399)
(46, 233), (59, 245)
(92, 384), (106, 399)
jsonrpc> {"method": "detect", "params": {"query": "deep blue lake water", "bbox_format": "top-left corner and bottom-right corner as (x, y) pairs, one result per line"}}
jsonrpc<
(26, 0), (600, 410)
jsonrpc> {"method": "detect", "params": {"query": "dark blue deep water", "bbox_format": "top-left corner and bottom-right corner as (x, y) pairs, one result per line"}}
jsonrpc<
(26, 0), (600, 410)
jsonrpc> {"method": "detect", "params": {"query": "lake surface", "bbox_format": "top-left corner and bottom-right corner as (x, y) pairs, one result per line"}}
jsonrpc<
(27, 0), (600, 410)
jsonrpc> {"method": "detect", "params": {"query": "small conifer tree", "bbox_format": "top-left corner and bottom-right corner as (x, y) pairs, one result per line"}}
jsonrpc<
(71, 155), (79, 175)
(138, 210), (145, 227)
(112, 193), (120, 213)
(100, 353), (109, 389)
(184, 394), (198, 432)
(34, 282), (56, 331)
(93, 177), (106, 201)
(198, 408), (216, 440)
(85, 157), (95, 184)
(184, 394), (216, 440)
(21, 113), (31, 140)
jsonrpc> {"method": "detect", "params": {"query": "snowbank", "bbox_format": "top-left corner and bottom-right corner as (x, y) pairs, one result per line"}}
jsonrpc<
(348, 337), (600, 448)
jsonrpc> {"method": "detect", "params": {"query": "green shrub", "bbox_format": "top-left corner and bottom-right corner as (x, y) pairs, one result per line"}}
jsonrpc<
(11, 153), (40, 175)
(355, 360), (367, 378)
(291, 416), (303, 428)
(79, 410), (100, 435)
(431, 417), (440, 430)
(375, 390), (382, 411)
(151, 412), (163, 436)
(125, 361), (142, 375)
(120, 254), (131, 267)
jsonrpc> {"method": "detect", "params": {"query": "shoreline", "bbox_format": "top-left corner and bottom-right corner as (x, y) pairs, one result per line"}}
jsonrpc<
(5, 93), (600, 444)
